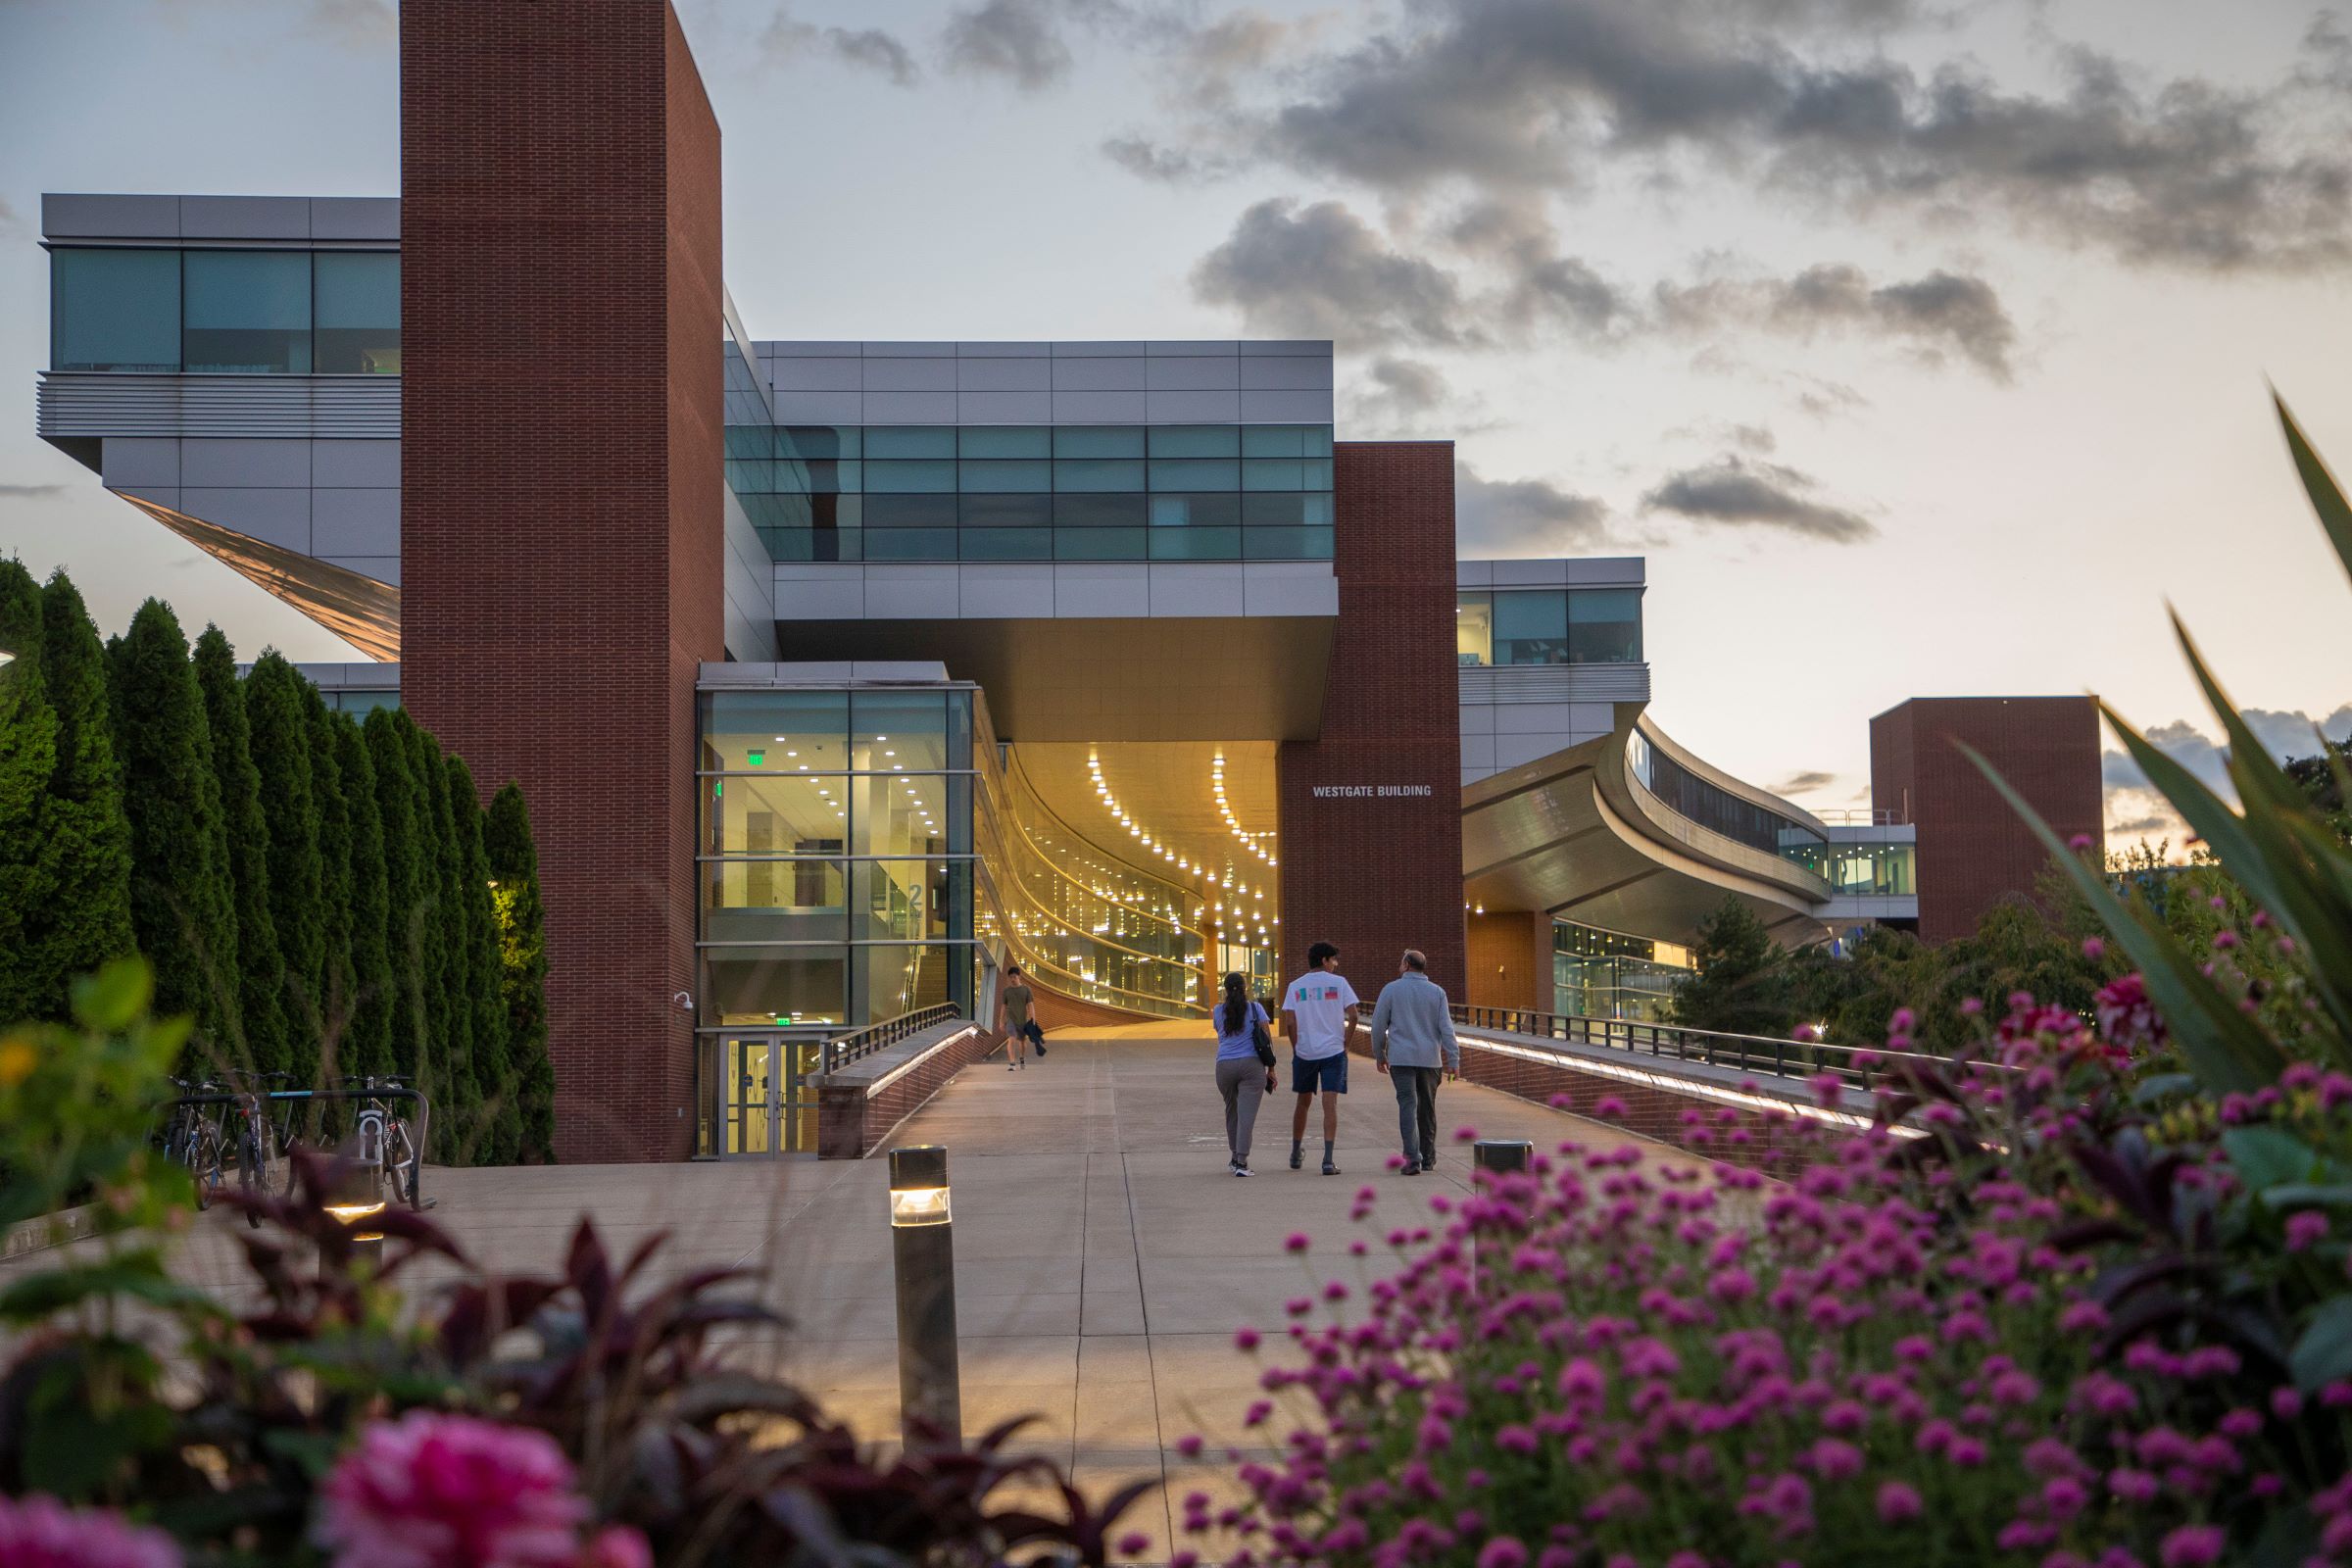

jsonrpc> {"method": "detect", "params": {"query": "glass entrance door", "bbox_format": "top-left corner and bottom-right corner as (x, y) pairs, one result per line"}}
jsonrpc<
(720, 1033), (824, 1156)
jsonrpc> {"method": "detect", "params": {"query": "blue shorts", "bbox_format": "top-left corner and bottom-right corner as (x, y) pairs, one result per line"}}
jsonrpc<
(1292, 1054), (1348, 1095)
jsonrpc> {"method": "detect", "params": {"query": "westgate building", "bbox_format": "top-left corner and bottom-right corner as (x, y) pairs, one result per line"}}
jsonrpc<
(30, 2), (2098, 1162)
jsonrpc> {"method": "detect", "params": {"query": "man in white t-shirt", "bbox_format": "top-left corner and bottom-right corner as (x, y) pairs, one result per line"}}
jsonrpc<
(1280, 941), (1361, 1176)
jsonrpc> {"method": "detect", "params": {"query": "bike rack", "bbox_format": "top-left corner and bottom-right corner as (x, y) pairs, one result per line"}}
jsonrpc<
(157, 1086), (433, 1209)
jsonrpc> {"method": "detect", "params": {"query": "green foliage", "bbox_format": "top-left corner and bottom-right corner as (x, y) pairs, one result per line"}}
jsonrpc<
(1668, 897), (1792, 1036)
(407, 717), (479, 1140)
(105, 600), (240, 1047)
(365, 707), (429, 1082)
(0, 560), (60, 1025)
(446, 756), (514, 1162)
(305, 684), (359, 1074)
(487, 781), (556, 1163)
(334, 716), (395, 1081)
(23, 572), (135, 1018)
(243, 654), (328, 1083)
(193, 625), (289, 1074)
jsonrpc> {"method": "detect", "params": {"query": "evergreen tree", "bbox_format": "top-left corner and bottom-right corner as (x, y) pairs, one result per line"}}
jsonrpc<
(244, 654), (327, 1083)
(26, 571), (135, 1011)
(447, 756), (515, 1161)
(335, 714), (395, 1081)
(105, 600), (240, 1045)
(1669, 896), (1794, 1038)
(407, 717), (478, 1143)
(485, 781), (555, 1163)
(365, 708), (429, 1082)
(193, 627), (289, 1072)
(305, 686), (358, 1079)
(0, 561), (59, 1024)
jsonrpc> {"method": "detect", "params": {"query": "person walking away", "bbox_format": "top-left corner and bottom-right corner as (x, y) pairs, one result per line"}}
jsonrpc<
(1212, 971), (1277, 1176)
(1369, 949), (1459, 1176)
(1280, 941), (1359, 1175)
(999, 964), (1037, 1072)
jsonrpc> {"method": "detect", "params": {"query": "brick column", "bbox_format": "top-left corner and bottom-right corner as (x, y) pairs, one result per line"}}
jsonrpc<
(400, 0), (723, 1160)
(1278, 442), (1467, 1000)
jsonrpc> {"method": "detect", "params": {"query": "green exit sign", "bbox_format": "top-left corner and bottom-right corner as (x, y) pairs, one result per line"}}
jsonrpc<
(747, 750), (765, 766)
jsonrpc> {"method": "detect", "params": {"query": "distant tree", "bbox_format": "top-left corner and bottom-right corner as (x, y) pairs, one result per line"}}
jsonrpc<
(193, 627), (289, 1072)
(1670, 898), (1794, 1037)
(0, 561), (59, 1023)
(26, 572), (135, 1013)
(334, 714), (395, 1081)
(407, 718), (478, 1141)
(244, 654), (327, 1082)
(447, 757), (515, 1161)
(365, 708), (429, 1082)
(305, 686), (358, 1079)
(2284, 734), (2351, 842)
(486, 781), (556, 1163)
(105, 600), (240, 1045)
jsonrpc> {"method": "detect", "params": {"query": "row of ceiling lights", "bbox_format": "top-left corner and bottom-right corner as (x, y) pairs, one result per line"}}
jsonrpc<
(1210, 752), (1277, 869)
(1087, 751), (1275, 950)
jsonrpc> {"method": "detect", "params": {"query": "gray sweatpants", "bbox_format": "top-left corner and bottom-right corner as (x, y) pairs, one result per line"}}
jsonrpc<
(1216, 1056), (1268, 1165)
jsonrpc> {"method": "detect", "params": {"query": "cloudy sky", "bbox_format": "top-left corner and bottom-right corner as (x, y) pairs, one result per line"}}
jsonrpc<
(1, 0), (2348, 850)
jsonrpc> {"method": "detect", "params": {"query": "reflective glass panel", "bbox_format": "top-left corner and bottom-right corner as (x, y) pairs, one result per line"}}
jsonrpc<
(959, 527), (1051, 560)
(1054, 493), (1148, 527)
(1242, 425), (1306, 457)
(1054, 459), (1147, 492)
(1568, 588), (1643, 663)
(1149, 425), (1241, 457)
(865, 426), (956, 459)
(959, 493), (1052, 527)
(1150, 494), (1241, 529)
(1242, 459), (1306, 490)
(959, 426), (1050, 458)
(183, 251), (311, 372)
(1149, 459), (1240, 490)
(702, 946), (847, 1026)
(863, 494), (956, 527)
(313, 252), (399, 373)
(855, 860), (966, 941)
(702, 860), (849, 942)
(1494, 590), (1569, 665)
(1243, 526), (1332, 560)
(864, 528), (956, 559)
(852, 690), (950, 770)
(1456, 591), (1494, 666)
(52, 248), (179, 371)
(1054, 527), (1146, 559)
(1054, 426), (1147, 458)
(701, 773), (850, 853)
(700, 690), (849, 772)
(855, 943), (959, 1020)
(1150, 527), (1242, 559)
(782, 426), (858, 460)
(864, 460), (956, 493)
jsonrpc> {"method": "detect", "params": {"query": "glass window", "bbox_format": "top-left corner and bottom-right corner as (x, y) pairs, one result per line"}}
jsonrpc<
(313, 252), (399, 373)
(1568, 588), (1643, 663)
(1151, 527), (1242, 560)
(702, 946), (847, 1027)
(1244, 526), (1332, 560)
(1054, 426), (1146, 458)
(183, 251), (311, 372)
(782, 425), (858, 461)
(52, 248), (179, 371)
(1150, 459), (1240, 490)
(958, 528), (1051, 560)
(1054, 459), (1147, 492)
(1149, 425), (1241, 457)
(853, 772), (953, 856)
(1456, 592), (1494, 666)
(1242, 425), (1306, 458)
(1054, 493), (1148, 528)
(852, 690), (950, 770)
(702, 860), (849, 942)
(958, 460), (1052, 492)
(865, 426), (955, 459)
(701, 690), (849, 772)
(1054, 527), (1147, 560)
(1301, 425), (1334, 458)
(864, 459), (956, 493)
(855, 860), (967, 942)
(804, 460), (859, 493)
(854, 943), (961, 1021)
(1150, 494), (1241, 529)
(863, 494), (956, 527)
(701, 773), (850, 853)
(1242, 493), (1323, 527)
(959, 493), (1051, 527)
(959, 426), (1050, 458)
(1494, 590), (1569, 664)
(1242, 459), (1306, 491)
(863, 528), (956, 559)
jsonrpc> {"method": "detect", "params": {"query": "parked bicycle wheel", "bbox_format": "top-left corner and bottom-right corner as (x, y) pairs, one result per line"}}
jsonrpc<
(236, 1125), (274, 1228)
(189, 1122), (222, 1211)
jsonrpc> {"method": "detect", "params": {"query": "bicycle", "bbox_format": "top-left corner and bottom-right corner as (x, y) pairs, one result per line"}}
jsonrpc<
(160, 1076), (224, 1211)
(220, 1070), (287, 1229)
(349, 1075), (422, 1208)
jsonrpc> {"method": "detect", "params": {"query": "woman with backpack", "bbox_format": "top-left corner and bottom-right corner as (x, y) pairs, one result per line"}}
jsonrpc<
(1212, 971), (1278, 1176)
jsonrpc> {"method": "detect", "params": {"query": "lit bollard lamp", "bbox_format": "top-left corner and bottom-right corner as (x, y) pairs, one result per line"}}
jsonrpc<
(1473, 1139), (1533, 1179)
(325, 1143), (388, 1270)
(888, 1145), (962, 1446)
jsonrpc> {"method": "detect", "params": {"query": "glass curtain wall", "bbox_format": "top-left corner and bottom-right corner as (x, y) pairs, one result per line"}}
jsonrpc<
(50, 248), (399, 374)
(1455, 589), (1643, 666)
(1628, 729), (1829, 865)
(1551, 919), (1692, 1022)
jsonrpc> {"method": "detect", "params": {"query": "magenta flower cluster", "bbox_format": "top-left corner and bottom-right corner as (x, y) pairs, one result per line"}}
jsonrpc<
(0, 1494), (179, 1568)
(1199, 989), (2350, 1568)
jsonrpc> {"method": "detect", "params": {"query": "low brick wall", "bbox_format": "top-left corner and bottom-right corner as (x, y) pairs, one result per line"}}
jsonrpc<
(1354, 1025), (1872, 1180)
(813, 1021), (1003, 1159)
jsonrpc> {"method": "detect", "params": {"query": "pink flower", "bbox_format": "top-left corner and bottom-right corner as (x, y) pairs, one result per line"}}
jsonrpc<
(1284, 1233), (1311, 1253)
(316, 1412), (590, 1568)
(579, 1529), (650, 1568)
(2287, 1211), (2329, 1252)
(1478, 1540), (1529, 1568)
(2158, 1525), (2225, 1567)
(1876, 1482), (1923, 1524)
(1235, 1327), (1262, 1350)
(1116, 1532), (1152, 1557)
(0, 1494), (180, 1568)
(1593, 1096), (1629, 1118)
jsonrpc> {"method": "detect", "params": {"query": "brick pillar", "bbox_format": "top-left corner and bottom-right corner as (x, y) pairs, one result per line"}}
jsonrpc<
(400, 0), (723, 1160)
(1278, 442), (1467, 1001)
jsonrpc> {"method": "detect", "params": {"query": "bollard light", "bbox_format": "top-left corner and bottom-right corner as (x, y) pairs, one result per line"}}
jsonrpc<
(326, 1148), (387, 1268)
(1473, 1139), (1533, 1178)
(887, 1145), (962, 1446)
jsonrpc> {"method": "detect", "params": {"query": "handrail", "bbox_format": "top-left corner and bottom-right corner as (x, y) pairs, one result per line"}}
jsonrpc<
(1448, 1005), (1985, 1096)
(819, 1004), (963, 1075)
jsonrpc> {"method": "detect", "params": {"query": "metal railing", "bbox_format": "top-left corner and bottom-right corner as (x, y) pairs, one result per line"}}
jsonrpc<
(820, 1004), (964, 1075)
(158, 1084), (431, 1208)
(1449, 1005), (1977, 1094)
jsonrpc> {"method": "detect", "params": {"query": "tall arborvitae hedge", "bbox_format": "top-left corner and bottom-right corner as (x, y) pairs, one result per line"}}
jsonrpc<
(106, 601), (239, 1047)
(0, 562), (59, 1025)
(1, 568), (552, 1162)
(365, 708), (429, 1083)
(486, 781), (556, 1163)
(29, 573), (134, 1010)
(194, 626), (290, 1073)
(447, 757), (515, 1162)
(334, 716), (395, 1082)
(243, 654), (327, 1085)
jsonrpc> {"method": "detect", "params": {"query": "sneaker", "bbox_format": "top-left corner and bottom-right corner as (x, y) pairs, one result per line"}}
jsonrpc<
(1289, 1145), (1303, 1170)
(1006, 1062), (1017, 1071)
(1233, 1163), (1253, 1177)
(1322, 1158), (1341, 1176)
(1401, 1159), (1422, 1177)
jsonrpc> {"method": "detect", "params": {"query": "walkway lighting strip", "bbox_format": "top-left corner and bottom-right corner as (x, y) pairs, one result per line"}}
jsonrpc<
(1451, 1029), (1908, 1136)
(864, 1025), (981, 1097)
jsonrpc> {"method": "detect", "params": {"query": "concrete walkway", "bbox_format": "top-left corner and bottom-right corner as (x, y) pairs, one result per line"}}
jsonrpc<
(6, 1023), (1653, 1555)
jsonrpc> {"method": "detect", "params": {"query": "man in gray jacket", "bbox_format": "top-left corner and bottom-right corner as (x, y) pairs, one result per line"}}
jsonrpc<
(1369, 949), (1460, 1176)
